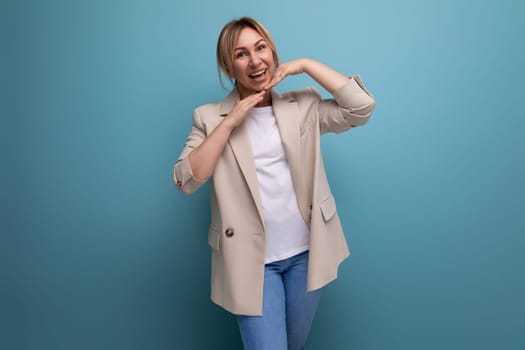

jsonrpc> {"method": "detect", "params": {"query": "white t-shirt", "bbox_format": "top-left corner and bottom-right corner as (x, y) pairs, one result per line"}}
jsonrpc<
(244, 106), (310, 264)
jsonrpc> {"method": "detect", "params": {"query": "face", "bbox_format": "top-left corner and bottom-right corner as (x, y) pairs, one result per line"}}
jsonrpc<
(228, 27), (275, 98)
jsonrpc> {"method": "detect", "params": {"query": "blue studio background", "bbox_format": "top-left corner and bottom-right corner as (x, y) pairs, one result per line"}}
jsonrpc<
(3, 0), (524, 349)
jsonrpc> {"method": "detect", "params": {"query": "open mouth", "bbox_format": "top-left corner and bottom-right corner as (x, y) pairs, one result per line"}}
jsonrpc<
(249, 69), (267, 79)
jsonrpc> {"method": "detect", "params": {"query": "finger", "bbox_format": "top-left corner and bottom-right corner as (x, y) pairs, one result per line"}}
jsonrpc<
(249, 92), (266, 106)
(264, 76), (277, 90)
(246, 90), (266, 102)
(240, 91), (265, 108)
(267, 75), (282, 90)
(268, 68), (286, 88)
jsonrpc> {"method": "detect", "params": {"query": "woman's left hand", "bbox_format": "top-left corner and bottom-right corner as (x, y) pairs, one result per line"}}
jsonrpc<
(264, 59), (306, 90)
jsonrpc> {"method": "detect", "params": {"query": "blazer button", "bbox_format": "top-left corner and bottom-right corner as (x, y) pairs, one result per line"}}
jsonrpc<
(176, 180), (182, 187)
(225, 227), (234, 237)
(309, 204), (313, 210)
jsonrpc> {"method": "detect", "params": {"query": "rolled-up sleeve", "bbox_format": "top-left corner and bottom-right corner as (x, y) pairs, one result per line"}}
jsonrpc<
(319, 75), (376, 134)
(173, 109), (208, 194)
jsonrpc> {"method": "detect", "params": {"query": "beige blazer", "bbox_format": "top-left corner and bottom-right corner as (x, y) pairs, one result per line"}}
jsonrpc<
(174, 75), (375, 316)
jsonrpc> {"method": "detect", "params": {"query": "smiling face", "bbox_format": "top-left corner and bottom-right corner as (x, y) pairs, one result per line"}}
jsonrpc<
(227, 27), (276, 99)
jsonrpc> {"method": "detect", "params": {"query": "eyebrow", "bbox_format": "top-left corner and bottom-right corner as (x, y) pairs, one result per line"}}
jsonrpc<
(234, 39), (266, 52)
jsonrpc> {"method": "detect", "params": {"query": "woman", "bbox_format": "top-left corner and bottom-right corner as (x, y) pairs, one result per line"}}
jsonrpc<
(174, 17), (375, 350)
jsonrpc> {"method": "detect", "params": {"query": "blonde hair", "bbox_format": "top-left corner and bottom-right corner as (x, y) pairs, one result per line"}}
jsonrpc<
(216, 17), (279, 89)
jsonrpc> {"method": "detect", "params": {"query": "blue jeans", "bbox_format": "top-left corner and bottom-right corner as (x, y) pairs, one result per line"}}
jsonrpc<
(236, 251), (322, 350)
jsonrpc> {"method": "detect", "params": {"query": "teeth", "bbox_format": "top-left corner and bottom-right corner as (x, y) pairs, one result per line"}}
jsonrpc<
(249, 69), (266, 78)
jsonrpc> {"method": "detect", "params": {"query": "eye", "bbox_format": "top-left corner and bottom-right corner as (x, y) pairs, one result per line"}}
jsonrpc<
(235, 51), (247, 58)
(257, 44), (266, 51)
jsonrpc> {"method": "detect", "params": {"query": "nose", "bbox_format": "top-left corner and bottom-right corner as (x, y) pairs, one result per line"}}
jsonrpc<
(249, 53), (262, 67)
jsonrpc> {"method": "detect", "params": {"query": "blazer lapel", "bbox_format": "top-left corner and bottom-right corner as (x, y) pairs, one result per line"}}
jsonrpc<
(219, 90), (265, 227)
(271, 90), (301, 193)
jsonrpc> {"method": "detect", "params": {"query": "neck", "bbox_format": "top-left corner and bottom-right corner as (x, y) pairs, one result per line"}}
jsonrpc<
(237, 85), (272, 107)
(256, 91), (272, 107)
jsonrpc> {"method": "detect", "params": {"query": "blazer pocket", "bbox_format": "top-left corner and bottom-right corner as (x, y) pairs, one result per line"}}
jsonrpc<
(208, 225), (220, 250)
(320, 194), (337, 222)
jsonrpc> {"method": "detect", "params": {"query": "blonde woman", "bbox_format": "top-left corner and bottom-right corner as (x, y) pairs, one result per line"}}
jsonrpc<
(174, 17), (375, 350)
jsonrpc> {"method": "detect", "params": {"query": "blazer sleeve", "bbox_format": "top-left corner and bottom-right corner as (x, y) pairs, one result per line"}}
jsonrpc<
(173, 108), (208, 194)
(317, 74), (376, 134)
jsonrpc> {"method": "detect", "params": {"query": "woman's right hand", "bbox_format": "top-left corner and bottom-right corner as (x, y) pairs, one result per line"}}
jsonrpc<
(224, 90), (267, 129)
(187, 89), (266, 181)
